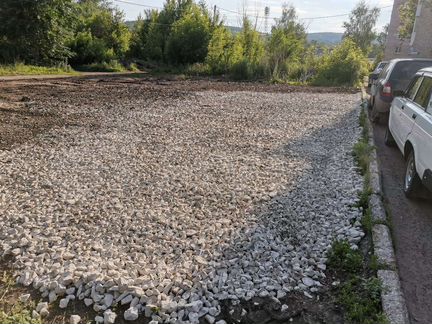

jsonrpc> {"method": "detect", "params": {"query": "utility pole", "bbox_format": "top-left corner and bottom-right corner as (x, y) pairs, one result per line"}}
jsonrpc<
(264, 6), (270, 34)
(213, 5), (217, 25)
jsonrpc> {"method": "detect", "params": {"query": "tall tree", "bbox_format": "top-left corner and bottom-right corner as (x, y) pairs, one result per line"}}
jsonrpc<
(268, 5), (306, 78)
(68, 0), (130, 65)
(0, 0), (76, 65)
(343, 0), (380, 54)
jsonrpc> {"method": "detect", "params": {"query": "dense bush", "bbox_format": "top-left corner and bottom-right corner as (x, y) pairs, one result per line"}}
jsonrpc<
(313, 38), (369, 87)
(68, 0), (130, 65)
(0, 0), (75, 65)
(165, 5), (212, 64)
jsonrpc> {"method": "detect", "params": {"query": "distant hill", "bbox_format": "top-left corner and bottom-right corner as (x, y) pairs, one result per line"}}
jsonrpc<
(125, 22), (343, 45)
(306, 32), (343, 45)
(125, 21), (137, 29)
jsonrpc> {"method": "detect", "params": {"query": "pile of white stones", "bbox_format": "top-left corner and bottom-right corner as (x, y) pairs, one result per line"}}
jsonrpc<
(0, 88), (364, 323)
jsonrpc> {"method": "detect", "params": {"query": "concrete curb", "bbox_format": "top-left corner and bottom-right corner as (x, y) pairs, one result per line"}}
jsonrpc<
(360, 98), (410, 324)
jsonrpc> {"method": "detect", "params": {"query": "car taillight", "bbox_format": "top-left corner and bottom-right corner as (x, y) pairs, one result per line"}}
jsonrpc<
(382, 82), (392, 97)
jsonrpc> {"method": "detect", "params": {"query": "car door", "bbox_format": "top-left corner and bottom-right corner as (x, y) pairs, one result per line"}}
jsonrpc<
(409, 76), (432, 178)
(391, 75), (423, 150)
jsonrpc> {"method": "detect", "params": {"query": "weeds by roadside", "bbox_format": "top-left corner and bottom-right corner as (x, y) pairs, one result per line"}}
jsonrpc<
(0, 267), (41, 324)
(325, 103), (387, 324)
(0, 63), (77, 76)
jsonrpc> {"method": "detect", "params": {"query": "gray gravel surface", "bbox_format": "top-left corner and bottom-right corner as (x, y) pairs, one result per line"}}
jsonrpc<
(0, 85), (363, 323)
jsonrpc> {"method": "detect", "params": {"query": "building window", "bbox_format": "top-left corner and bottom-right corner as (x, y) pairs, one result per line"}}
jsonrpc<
(395, 46), (402, 53)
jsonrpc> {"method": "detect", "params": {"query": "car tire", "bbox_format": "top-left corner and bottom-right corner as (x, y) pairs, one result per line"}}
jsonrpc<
(384, 126), (395, 146)
(404, 151), (422, 198)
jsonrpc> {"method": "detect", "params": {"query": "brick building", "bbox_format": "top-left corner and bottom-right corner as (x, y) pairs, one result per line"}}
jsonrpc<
(384, 0), (432, 59)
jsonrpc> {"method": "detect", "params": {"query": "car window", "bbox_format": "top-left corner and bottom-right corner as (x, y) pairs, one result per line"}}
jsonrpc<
(407, 76), (423, 100)
(427, 96), (432, 114)
(390, 61), (432, 90)
(377, 62), (387, 70)
(379, 63), (392, 80)
(413, 77), (432, 109)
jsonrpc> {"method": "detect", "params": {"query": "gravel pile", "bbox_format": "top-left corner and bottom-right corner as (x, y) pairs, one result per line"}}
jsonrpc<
(0, 87), (363, 323)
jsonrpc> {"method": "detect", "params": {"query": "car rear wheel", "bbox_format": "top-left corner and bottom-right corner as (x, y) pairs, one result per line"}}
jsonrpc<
(404, 151), (422, 198)
(384, 126), (395, 146)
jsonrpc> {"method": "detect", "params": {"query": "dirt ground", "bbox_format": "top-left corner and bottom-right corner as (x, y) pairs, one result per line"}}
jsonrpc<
(0, 76), (363, 324)
(373, 124), (432, 324)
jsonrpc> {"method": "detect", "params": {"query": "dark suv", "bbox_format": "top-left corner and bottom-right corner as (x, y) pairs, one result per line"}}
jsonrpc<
(369, 58), (432, 123)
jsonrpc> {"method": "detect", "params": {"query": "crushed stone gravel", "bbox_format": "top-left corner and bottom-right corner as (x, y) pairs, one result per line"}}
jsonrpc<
(0, 84), (364, 323)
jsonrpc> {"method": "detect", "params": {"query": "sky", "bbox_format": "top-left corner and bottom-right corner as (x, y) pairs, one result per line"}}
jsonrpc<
(113, 0), (394, 33)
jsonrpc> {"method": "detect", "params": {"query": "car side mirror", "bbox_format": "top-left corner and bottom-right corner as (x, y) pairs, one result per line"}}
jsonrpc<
(393, 90), (406, 97)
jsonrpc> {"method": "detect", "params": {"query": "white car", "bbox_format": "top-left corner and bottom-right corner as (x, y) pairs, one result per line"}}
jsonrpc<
(386, 67), (432, 197)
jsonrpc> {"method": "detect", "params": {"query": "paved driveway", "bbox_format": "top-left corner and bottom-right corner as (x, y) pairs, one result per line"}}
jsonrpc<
(373, 124), (432, 324)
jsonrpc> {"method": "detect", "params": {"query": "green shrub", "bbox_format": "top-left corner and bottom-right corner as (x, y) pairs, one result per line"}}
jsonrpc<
(77, 60), (125, 72)
(327, 240), (363, 274)
(313, 38), (369, 87)
(339, 276), (387, 324)
(165, 5), (212, 65)
(0, 63), (76, 76)
(185, 62), (211, 76)
(206, 26), (235, 74)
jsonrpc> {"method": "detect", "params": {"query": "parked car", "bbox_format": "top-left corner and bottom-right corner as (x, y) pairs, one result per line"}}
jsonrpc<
(385, 66), (432, 197)
(370, 58), (432, 124)
(368, 61), (388, 88)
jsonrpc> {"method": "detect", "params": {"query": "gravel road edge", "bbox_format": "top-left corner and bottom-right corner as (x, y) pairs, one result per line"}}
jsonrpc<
(360, 92), (410, 324)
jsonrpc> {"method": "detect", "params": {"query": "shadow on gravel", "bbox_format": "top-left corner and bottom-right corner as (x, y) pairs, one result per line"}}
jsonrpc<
(214, 107), (362, 324)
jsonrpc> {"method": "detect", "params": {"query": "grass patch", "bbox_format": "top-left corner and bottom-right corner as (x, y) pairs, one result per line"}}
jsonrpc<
(0, 63), (77, 76)
(75, 60), (127, 72)
(0, 268), (41, 324)
(327, 241), (387, 324)
(338, 276), (388, 324)
(328, 241), (363, 274)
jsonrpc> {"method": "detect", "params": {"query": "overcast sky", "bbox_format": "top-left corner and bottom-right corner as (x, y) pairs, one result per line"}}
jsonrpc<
(113, 0), (394, 33)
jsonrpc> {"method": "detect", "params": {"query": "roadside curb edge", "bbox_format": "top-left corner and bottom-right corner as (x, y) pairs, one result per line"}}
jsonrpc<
(360, 93), (410, 324)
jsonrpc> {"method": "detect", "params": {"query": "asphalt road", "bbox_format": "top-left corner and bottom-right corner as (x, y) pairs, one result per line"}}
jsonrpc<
(373, 124), (432, 324)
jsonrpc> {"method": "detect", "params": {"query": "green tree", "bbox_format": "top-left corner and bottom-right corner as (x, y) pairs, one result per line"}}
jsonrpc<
(68, 0), (130, 65)
(313, 38), (369, 87)
(370, 24), (388, 64)
(0, 0), (75, 65)
(343, 0), (380, 54)
(206, 26), (235, 74)
(228, 17), (265, 80)
(165, 4), (212, 64)
(268, 5), (306, 79)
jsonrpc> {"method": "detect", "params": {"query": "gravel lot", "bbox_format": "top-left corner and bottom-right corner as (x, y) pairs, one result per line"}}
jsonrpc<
(0, 79), (363, 323)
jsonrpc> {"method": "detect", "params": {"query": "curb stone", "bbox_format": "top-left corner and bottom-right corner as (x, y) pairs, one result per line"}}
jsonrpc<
(360, 98), (410, 324)
(378, 270), (410, 324)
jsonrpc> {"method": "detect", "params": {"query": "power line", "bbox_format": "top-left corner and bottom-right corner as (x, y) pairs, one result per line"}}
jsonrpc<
(113, 0), (393, 25)
(113, 0), (162, 9)
(217, 4), (393, 21)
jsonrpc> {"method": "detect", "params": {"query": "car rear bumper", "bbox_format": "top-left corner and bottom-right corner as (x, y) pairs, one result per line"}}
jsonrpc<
(422, 169), (432, 192)
(374, 96), (392, 113)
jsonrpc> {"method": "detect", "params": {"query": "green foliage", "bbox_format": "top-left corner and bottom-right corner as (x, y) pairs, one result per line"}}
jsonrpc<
(206, 26), (236, 74)
(76, 60), (126, 72)
(225, 17), (266, 80)
(268, 4), (307, 81)
(68, 0), (131, 65)
(166, 5), (212, 64)
(328, 240), (364, 274)
(343, 1), (380, 54)
(399, 0), (417, 39)
(313, 38), (369, 87)
(0, 63), (76, 76)
(0, 306), (41, 324)
(339, 276), (388, 324)
(0, 0), (75, 65)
